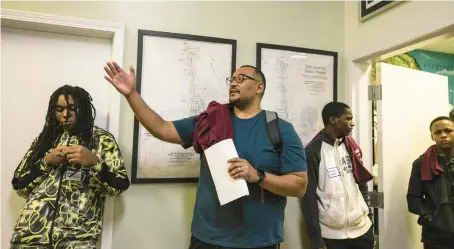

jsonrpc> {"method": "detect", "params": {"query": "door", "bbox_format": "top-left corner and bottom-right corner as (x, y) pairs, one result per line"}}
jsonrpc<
(1, 27), (112, 248)
(376, 63), (449, 249)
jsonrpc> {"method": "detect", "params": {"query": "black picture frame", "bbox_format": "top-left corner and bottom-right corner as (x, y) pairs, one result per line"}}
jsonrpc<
(256, 43), (338, 146)
(360, 0), (403, 22)
(256, 43), (338, 101)
(132, 30), (236, 184)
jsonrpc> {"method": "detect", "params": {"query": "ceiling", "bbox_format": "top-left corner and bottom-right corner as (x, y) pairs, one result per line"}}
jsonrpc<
(419, 36), (454, 54)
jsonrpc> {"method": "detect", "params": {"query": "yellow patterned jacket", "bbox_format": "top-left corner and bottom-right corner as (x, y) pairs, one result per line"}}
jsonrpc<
(10, 127), (130, 249)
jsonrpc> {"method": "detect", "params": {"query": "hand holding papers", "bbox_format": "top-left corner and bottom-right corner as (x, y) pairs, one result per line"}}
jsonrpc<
(204, 139), (249, 205)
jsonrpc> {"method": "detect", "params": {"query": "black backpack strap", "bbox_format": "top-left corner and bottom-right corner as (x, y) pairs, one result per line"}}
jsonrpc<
(264, 110), (283, 156)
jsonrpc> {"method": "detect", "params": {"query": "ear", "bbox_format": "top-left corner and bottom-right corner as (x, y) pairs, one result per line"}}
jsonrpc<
(431, 133), (434, 141)
(329, 116), (336, 125)
(256, 82), (264, 95)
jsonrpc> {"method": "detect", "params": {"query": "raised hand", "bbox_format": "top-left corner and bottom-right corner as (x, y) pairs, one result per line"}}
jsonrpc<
(104, 61), (136, 97)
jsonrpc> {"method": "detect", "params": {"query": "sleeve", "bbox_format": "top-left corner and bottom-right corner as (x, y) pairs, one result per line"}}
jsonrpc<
(359, 182), (373, 220)
(406, 158), (433, 222)
(301, 146), (325, 249)
(11, 137), (53, 198)
(279, 120), (307, 174)
(172, 116), (197, 149)
(358, 145), (372, 209)
(91, 133), (130, 197)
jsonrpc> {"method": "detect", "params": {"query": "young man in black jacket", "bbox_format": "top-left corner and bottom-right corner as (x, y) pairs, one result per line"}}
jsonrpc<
(407, 116), (454, 249)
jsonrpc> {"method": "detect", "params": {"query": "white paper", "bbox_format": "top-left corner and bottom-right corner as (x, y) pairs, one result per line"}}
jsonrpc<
(204, 138), (249, 205)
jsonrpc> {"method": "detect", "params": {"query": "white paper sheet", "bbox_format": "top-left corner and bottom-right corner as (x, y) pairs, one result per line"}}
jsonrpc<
(204, 138), (249, 205)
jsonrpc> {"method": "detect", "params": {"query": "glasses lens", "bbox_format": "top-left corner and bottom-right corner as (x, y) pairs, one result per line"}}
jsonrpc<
(235, 75), (245, 83)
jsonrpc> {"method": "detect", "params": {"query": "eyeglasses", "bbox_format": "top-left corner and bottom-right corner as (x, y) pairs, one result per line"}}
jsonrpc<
(226, 74), (259, 85)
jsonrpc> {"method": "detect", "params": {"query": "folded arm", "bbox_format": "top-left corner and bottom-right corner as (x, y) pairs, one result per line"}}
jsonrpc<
(11, 138), (52, 198)
(91, 133), (130, 197)
(261, 171), (307, 197)
(359, 182), (373, 220)
(407, 159), (433, 219)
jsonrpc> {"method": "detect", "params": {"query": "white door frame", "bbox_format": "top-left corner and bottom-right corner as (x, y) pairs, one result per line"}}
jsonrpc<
(348, 24), (454, 167)
(347, 23), (454, 247)
(1, 9), (125, 249)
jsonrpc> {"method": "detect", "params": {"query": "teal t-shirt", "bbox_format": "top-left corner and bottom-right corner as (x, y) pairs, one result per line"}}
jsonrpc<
(173, 110), (307, 248)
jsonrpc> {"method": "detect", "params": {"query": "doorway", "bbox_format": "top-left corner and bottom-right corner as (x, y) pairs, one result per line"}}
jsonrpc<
(1, 9), (124, 249)
(352, 25), (454, 249)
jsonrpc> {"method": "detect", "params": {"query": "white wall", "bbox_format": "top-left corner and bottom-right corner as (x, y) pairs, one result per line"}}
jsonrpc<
(1, 2), (345, 249)
(345, 1), (454, 60)
(0, 25), (2, 246)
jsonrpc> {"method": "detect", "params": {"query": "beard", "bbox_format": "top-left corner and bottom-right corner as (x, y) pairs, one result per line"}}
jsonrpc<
(229, 95), (254, 109)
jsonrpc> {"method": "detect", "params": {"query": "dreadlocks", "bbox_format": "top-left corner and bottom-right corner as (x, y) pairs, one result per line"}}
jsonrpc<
(28, 85), (96, 164)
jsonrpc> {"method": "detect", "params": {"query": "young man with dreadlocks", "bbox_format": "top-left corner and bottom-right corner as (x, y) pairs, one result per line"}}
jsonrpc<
(10, 85), (130, 249)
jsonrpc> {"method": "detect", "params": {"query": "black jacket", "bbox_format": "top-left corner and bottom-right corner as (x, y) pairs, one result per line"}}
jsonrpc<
(407, 155), (454, 242)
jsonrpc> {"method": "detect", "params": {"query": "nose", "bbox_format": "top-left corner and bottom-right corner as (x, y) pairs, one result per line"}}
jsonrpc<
(351, 121), (355, 127)
(62, 109), (71, 118)
(229, 81), (239, 87)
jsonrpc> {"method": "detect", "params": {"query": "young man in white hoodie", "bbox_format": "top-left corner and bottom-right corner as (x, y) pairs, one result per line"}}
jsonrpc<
(301, 102), (374, 249)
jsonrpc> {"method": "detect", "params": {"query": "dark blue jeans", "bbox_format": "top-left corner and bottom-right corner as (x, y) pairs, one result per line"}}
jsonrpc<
(188, 235), (280, 249)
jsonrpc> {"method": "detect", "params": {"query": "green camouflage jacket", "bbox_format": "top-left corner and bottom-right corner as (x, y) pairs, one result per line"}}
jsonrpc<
(10, 127), (130, 249)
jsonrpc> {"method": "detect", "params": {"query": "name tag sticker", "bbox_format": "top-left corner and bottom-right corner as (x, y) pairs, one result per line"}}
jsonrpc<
(66, 170), (82, 182)
(327, 167), (340, 178)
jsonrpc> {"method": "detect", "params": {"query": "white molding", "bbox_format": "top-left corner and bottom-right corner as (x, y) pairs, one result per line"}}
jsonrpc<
(1, 9), (123, 38)
(352, 24), (454, 64)
(1, 9), (125, 249)
(346, 61), (373, 191)
(0, 29), (2, 248)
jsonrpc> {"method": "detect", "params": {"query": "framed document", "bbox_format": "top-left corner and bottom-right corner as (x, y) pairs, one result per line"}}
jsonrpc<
(132, 30), (236, 183)
(257, 43), (337, 146)
(360, 0), (403, 22)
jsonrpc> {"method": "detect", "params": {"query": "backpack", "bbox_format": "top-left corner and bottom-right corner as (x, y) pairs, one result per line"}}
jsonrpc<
(264, 110), (283, 157)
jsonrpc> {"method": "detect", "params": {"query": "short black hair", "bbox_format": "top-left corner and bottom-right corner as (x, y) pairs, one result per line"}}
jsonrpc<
(322, 102), (350, 126)
(449, 109), (454, 119)
(240, 65), (266, 90)
(429, 116), (454, 131)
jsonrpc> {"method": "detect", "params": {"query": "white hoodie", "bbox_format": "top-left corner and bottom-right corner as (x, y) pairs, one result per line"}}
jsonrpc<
(302, 131), (372, 248)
